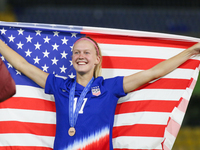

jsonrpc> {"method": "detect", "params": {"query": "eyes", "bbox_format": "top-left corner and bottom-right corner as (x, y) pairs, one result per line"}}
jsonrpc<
(73, 50), (90, 55)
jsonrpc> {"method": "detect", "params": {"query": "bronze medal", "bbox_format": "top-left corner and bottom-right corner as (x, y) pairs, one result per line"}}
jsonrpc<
(68, 127), (76, 136)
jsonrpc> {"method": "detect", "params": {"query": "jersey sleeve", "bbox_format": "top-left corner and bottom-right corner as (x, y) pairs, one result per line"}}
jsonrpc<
(104, 76), (127, 98)
(45, 74), (65, 94)
(45, 74), (56, 94)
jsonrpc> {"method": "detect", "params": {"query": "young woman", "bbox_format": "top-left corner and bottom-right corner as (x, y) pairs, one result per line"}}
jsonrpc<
(0, 37), (200, 150)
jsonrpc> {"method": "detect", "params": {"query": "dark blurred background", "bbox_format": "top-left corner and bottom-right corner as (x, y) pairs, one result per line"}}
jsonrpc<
(0, 0), (200, 149)
(1, 0), (200, 38)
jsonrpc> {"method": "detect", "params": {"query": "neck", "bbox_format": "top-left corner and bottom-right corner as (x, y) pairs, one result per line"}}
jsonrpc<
(76, 73), (94, 87)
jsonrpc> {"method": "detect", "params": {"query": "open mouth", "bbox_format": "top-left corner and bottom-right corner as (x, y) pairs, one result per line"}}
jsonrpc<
(76, 60), (88, 65)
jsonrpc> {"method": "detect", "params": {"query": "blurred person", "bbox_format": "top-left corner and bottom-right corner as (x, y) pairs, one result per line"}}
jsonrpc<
(0, 57), (16, 102)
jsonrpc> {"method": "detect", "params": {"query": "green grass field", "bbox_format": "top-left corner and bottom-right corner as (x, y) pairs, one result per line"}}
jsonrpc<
(193, 75), (200, 96)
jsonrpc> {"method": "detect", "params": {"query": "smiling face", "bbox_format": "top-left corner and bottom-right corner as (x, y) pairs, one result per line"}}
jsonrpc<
(72, 40), (100, 77)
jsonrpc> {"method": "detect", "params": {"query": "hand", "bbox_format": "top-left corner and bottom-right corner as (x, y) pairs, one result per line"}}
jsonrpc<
(188, 42), (200, 56)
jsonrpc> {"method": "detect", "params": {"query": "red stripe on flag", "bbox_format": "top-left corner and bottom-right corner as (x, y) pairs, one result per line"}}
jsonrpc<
(188, 77), (197, 89)
(0, 97), (56, 112)
(102, 56), (199, 70)
(135, 78), (190, 90)
(83, 33), (197, 49)
(0, 121), (56, 136)
(0, 147), (53, 150)
(115, 100), (179, 115)
(113, 124), (166, 138)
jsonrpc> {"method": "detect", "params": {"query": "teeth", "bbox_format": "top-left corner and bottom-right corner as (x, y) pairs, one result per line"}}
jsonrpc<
(78, 62), (86, 65)
(77, 60), (87, 65)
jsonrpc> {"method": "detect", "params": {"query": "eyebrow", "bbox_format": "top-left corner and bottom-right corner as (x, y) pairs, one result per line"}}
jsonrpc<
(73, 49), (93, 52)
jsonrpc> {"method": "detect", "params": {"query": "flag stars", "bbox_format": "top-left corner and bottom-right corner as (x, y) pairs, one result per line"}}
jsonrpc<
(43, 50), (50, 58)
(7, 63), (13, 68)
(25, 49), (32, 57)
(68, 72), (75, 78)
(51, 57), (59, 65)
(69, 60), (73, 66)
(71, 33), (77, 38)
(2, 27), (80, 79)
(26, 35), (33, 43)
(52, 43), (59, 50)
(60, 51), (68, 59)
(1, 56), (5, 61)
(0, 28), (7, 35)
(18, 28), (24, 35)
(17, 41), (24, 49)
(35, 30), (42, 36)
(34, 42), (42, 50)
(60, 65), (67, 73)
(43, 36), (51, 43)
(70, 46), (73, 51)
(61, 37), (68, 45)
(8, 35), (15, 42)
(16, 70), (22, 75)
(42, 64), (49, 72)
(53, 31), (59, 37)
(33, 56), (41, 64)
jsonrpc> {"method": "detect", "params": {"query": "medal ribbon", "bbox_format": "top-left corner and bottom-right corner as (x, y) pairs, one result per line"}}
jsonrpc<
(69, 77), (94, 128)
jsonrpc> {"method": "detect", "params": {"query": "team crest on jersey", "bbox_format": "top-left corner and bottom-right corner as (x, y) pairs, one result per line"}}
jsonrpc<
(91, 86), (101, 96)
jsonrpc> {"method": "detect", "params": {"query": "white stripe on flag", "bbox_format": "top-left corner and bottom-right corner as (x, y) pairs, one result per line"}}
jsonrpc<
(0, 109), (56, 124)
(0, 133), (54, 147)
(182, 88), (193, 101)
(118, 89), (185, 103)
(113, 136), (163, 149)
(100, 44), (185, 59)
(102, 68), (195, 79)
(163, 130), (176, 150)
(114, 112), (170, 127)
(171, 107), (185, 125)
(14, 85), (54, 102)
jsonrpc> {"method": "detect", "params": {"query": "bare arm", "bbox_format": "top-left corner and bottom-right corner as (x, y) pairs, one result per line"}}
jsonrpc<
(0, 39), (48, 88)
(123, 42), (200, 93)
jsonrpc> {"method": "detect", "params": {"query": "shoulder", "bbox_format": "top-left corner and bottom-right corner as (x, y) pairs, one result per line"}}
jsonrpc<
(104, 76), (124, 83)
(104, 76), (124, 90)
(47, 74), (68, 84)
(45, 74), (74, 94)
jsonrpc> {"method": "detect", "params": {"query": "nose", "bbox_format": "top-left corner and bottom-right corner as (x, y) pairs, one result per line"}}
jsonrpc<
(78, 52), (85, 58)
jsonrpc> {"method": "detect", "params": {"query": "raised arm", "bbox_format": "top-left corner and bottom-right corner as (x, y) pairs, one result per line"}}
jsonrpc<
(0, 39), (48, 88)
(123, 42), (200, 93)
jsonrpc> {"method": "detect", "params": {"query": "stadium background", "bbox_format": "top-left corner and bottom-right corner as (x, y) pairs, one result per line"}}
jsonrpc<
(0, 0), (200, 149)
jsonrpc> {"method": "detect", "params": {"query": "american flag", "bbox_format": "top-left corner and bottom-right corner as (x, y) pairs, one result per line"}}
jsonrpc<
(0, 21), (200, 150)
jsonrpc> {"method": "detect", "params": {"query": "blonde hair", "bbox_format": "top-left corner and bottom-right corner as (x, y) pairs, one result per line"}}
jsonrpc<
(73, 37), (102, 78)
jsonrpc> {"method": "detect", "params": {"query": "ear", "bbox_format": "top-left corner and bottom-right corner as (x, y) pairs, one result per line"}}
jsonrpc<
(95, 55), (101, 65)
